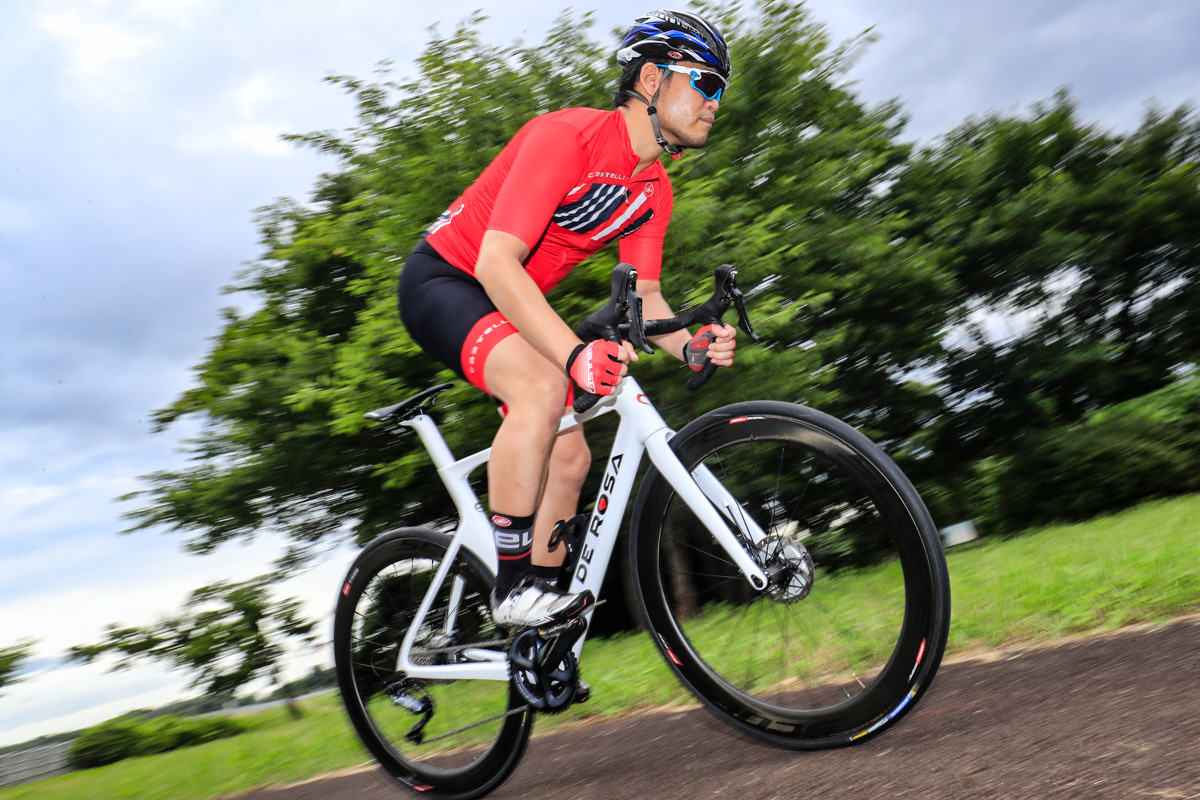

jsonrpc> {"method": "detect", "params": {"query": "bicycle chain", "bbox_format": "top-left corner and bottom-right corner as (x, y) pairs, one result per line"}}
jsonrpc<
(412, 637), (514, 657)
(415, 703), (532, 744)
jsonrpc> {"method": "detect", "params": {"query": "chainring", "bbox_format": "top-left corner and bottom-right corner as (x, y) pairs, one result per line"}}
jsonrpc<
(507, 624), (582, 714)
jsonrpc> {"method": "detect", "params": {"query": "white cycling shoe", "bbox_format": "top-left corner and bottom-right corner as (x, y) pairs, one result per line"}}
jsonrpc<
(491, 576), (594, 628)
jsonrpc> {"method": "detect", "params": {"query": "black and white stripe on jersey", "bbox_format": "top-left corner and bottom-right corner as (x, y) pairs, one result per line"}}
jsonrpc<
(553, 183), (629, 235)
(616, 208), (654, 240)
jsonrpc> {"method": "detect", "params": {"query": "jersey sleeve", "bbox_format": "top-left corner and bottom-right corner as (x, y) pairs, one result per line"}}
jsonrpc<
(618, 174), (673, 282)
(487, 119), (587, 250)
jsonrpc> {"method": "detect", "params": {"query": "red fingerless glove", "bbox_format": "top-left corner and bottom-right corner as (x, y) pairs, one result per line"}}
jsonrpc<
(567, 340), (623, 395)
(684, 325), (719, 372)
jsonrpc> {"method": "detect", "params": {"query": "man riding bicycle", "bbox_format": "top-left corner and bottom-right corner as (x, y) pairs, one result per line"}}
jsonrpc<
(398, 9), (738, 630)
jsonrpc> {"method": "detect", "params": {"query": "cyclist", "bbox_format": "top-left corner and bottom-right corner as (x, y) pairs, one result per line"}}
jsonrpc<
(398, 9), (738, 629)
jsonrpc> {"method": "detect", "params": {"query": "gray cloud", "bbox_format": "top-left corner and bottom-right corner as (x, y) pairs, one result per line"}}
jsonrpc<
(806, 0), (1200, 142)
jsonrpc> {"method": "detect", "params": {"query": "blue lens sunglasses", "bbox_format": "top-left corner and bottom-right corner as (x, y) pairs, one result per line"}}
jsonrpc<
(656, 63), (727, 101)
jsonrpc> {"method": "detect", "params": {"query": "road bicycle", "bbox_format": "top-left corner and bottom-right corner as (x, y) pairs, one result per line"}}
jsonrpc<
(333, 264), (952, 799)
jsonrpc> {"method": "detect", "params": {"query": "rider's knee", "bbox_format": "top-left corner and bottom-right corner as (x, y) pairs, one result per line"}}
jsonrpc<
(501, 368), (571, 423)
(552, 433), (592, 488)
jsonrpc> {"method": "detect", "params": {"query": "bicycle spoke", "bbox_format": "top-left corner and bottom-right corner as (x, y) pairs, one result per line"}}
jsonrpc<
(660, 567), (746, 583)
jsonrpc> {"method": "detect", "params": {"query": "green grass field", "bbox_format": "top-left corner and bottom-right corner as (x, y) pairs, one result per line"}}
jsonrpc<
(6, 492), (1198, 800)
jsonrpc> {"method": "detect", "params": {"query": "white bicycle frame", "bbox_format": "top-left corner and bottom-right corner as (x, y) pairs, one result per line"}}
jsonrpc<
(394, 376), (771, 682)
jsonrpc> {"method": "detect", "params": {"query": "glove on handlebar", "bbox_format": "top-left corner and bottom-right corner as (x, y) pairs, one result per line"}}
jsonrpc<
(684, 325), (719, 372)
(567, 340), (623, 395)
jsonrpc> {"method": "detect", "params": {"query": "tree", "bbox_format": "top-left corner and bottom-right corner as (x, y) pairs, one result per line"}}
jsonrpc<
(69, 576), (316, 719)
(0, 640), (36, 696)
(121, 10), (620, 559)
(890, 93), (1200, 461)
(885, 92), (1200, 527)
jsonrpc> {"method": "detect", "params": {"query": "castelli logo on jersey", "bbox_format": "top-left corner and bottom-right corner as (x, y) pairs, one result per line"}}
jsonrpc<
(492, 515), (511, 527)
(644, 184), (655, 197)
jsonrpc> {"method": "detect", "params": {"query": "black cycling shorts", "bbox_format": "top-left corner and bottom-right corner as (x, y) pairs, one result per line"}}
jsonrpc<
(398, 239), (518, 394)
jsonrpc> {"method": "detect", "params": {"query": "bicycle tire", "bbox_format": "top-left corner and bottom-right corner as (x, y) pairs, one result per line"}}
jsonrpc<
(334, 528), (533, 799)
(631, 401), (950, 749)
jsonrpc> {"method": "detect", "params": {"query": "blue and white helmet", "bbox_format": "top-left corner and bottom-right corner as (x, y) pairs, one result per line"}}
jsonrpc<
(617, 9), (731, 79)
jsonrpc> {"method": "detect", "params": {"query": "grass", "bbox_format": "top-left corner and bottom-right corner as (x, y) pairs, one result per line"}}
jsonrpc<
(942, 492), (1200, 649)
(6, 492), (1199, 800)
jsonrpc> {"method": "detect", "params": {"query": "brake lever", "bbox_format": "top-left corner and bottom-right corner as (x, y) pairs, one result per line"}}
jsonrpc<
(573, 264), (652, 415)
(725, 272), (761, 343)
(578, 263), (638, 344)
(623, 268), (652, 354)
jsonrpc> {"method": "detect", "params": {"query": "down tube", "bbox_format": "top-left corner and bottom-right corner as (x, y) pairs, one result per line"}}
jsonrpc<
(566, 435), (645, 603)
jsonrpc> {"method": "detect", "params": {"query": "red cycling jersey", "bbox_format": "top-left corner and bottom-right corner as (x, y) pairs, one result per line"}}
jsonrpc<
(425, 107), (673, 293)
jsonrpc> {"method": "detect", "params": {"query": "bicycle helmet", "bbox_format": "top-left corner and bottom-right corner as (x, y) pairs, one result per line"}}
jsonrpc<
(617, 9), (731, 78)
(616, 9), (731, 156)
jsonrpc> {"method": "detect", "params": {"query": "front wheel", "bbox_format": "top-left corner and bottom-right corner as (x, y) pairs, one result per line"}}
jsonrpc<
(631, 401), (950, 749)
(333, 528), (532, 799)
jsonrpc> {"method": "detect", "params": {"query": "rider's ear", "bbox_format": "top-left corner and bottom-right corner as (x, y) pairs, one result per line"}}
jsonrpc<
(638, 60), (662, 94)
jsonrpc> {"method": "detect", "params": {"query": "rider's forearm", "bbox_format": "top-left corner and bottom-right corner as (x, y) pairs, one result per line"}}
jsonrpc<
(476, 231), (581, 367)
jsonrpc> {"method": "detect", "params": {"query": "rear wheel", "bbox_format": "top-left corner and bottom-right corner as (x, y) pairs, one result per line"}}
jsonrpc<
(334, 528), (532, 799)
(632, 401), (950, 749)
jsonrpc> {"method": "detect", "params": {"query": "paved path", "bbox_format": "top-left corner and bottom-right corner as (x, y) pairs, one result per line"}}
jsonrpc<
(240, 618), (1200, 799)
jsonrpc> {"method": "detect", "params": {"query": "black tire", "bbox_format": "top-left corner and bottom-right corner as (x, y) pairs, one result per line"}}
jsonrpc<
(631, 401), (950, 749)
(334, 528), (532, 799)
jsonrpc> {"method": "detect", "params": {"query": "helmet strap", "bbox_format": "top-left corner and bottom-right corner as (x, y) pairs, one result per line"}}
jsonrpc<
(627, 74), (684, 157)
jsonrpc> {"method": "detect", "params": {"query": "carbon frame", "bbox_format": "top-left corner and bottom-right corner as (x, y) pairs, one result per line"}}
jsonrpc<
(391, 376), (769, 682)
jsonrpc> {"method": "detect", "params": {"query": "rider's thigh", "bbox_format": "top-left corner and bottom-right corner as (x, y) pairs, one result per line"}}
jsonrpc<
(484, 333), (571, 423)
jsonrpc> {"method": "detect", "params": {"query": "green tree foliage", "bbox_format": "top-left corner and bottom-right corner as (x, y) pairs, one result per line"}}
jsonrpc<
(69, 576), (316, 718)
(663, 3), (952, 447)
(68, 714), (245, 770)
(890, 92), (1200, 466)
(124, 2), (951, 563)
(0, 640), (36, 696)
(971, 376), (1200, 533)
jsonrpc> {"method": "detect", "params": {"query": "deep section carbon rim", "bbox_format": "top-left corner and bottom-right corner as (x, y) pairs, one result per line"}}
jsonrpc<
(634, 403), (949, 748)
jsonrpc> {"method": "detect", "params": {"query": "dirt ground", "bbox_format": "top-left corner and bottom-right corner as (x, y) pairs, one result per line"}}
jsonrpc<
(238, 617), (1200, 799)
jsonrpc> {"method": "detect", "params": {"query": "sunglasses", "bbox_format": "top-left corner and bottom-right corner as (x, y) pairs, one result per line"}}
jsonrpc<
(656, 63), (727, 101)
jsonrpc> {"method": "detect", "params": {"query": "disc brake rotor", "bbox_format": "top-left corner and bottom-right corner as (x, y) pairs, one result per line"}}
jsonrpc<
(758, 532), (815, 603)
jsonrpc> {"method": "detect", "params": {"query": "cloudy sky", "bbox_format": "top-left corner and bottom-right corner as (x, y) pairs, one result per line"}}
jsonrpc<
(2, 0), (1197, 747)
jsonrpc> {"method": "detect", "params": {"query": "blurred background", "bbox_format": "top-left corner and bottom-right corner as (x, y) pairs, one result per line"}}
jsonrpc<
(2, 0), (1198, 792)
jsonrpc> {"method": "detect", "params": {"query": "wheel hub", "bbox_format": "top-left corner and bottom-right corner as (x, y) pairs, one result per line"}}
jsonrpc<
(757, 532), (815, 603)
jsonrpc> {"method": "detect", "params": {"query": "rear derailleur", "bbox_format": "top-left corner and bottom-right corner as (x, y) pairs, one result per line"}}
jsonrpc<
(385, 679), (435, 743)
